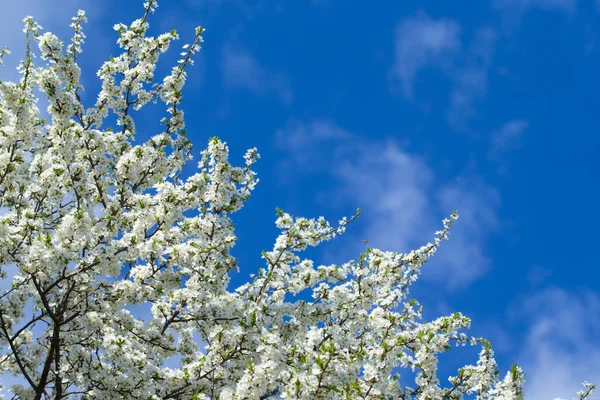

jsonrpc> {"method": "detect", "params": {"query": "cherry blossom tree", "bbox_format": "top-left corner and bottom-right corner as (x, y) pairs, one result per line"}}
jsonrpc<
(0, 1), (595, 399)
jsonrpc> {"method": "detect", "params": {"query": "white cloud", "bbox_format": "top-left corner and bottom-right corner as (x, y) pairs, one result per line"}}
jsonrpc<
(447, 28), (497, 130)
(276, 120), (499, 290)
(221, 44), (293, 104)
(275, 120), (351, 178)
(431, 182), (499, 287)
(391, 14), (497, 130)
(488, 119), (528, 158)
(333, 141), (434, 253)
(0, 0), (113, 97)
(495, 0), (577, 12)
(526, 264), (553, 287)
(185, 0), (269, 18)
(512, 288), (600, 399)
(0, 0), (91, 34)
(391, 13), (461, 99)
(0, 1), (96, 61)
(278, 119), (349, 149)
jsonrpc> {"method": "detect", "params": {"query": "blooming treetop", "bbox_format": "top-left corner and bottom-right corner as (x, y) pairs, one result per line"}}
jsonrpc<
(0, 1), (595, 399)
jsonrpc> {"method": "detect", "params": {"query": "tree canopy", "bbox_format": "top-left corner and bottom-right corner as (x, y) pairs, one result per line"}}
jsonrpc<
(0, 1), (595, 399)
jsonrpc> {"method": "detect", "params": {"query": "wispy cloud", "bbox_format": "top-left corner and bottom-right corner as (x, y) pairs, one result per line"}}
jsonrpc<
(488, 119), (528, 158)
(495, 0), (577, 12)
(391, 13), (461, 99)
(221, 44), (293, 104)
(0, 0), (111, 91)
(185, 0), (270, 19)
(447, 28), (497, 130)
(0, 0), (94, 29)
(486, 119), (529, 175)
(276, 120), (499, 290)
(526, 264), (553, 287)
(278, 119), (350, 148)
(511, 288), (600, 399)
(0, 1), (84, 77)
(432, 181), (499, 287)
(391, 14), (497, 130)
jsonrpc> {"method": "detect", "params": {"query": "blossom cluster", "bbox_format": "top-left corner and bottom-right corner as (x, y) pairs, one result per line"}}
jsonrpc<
(0, 2), (595, 399)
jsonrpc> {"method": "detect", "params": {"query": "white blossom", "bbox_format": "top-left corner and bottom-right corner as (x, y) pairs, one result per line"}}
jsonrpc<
(0, 2), (595, 400)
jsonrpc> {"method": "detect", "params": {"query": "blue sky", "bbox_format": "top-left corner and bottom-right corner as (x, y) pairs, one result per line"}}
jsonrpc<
(1, 0), (599, 398)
